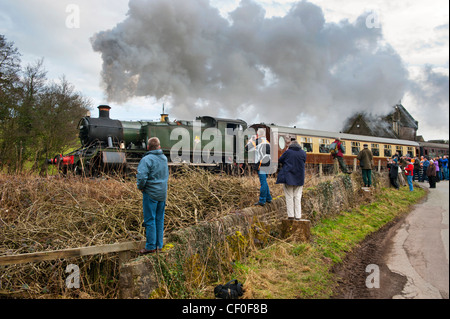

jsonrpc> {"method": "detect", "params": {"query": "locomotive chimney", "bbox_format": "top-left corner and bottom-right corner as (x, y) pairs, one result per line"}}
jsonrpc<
(160, 103), (169, 122)
(98, 105), (111, 118)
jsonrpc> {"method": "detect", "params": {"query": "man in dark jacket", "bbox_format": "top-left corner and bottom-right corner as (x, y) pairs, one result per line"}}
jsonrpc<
(136, 137), (169, 254)
(387, 158), (400, 189)
(357, 144), (373, 187)
(276, 138), (307, 220)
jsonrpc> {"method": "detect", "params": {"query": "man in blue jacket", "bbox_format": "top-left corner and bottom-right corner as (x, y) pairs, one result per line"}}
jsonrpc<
(442, 155), (449, 180)
(276, 138), (307, 220)
(136, 137), (169, 254)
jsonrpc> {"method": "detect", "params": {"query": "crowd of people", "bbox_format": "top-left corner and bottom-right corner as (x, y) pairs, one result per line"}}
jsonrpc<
(388, 154), (449, 190)
(134, 134), (448, 255)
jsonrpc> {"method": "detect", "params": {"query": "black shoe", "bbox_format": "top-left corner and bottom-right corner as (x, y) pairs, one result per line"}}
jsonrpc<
(254, 202), (265, 206)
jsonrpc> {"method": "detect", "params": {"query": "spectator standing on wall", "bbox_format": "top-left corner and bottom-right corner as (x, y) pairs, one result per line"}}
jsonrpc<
(330, 137), (350, 174)
(136, 137), (169, 255)
(245, 128), (273, 206)
(357, 144), (374, 187)
(276, 138), (307, 220)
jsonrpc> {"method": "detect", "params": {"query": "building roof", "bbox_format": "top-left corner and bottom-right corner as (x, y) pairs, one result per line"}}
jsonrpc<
(342, 103), (418, 139)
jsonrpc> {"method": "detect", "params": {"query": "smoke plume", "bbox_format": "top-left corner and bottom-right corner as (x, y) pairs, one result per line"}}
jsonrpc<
(91, 0), (413, 131)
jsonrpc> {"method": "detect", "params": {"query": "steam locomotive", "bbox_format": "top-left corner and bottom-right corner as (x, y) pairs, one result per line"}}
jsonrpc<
(49, 105), (448, 176)
(48, 105), (249, 176)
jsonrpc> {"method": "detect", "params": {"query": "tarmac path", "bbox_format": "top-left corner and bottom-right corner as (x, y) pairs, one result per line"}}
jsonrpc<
(332, 180), (449, 299)
(385, 180), (449, 299)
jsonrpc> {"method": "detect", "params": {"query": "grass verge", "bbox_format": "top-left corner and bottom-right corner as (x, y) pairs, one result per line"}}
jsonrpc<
(230, 185), (427, 299)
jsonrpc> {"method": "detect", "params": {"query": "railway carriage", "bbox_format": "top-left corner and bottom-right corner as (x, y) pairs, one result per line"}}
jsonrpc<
(417, 141), (449, 158)
(250, 123), (420, 172)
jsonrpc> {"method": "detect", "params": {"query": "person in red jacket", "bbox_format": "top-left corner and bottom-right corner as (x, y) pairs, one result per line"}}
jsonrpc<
(404, 158), (414, 191)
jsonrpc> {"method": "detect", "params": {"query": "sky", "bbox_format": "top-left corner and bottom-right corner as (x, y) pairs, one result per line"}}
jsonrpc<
(0, 0), (448, 141)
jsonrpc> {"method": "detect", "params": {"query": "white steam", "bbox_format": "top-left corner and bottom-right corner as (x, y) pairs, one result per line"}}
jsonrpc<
(91, 0), (415, 131)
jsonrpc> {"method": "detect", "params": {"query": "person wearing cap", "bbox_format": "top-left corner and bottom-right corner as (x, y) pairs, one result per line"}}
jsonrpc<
(357, 144), (374, 187)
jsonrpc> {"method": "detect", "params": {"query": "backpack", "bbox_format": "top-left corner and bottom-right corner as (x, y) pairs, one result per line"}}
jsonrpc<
(329, 142), (338, 156)
(214, 279), (244, 299)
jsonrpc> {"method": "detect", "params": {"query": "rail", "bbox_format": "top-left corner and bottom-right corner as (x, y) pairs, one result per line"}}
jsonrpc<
(0, 240), (145, 266)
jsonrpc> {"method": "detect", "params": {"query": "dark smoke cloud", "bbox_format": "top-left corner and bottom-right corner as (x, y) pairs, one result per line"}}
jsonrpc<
(91, 0), (413, 131)
(408, 65), (449, 133)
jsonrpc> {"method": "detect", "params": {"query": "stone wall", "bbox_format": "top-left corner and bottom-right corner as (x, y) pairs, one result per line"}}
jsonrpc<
(119, 172), (389, 299)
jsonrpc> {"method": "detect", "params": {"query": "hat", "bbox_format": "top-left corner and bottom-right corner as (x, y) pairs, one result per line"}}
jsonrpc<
(363, 144), (368, 147)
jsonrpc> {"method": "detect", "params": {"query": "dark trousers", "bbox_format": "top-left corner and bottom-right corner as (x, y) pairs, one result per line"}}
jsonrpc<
(362, 169), (372, 187)
(420, 167), (429, 182)
(413, 169), (420, 181)
(336, 156), (348, 173)
(390, 177), (399, 189)
(428, 175), (436, 188)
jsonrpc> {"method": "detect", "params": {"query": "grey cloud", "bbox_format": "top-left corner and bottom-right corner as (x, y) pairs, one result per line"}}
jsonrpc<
(91, 0), (419, 131)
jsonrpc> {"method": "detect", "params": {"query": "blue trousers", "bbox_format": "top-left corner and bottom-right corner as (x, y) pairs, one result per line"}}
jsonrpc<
(407, 175), (414, 192)
(258, 171), (272, 204)
(142, 192), (165, 250)
(443, 167), (449, 180)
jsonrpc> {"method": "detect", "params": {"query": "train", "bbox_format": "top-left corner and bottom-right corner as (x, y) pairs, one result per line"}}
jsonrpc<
(48, 105), (449, 176)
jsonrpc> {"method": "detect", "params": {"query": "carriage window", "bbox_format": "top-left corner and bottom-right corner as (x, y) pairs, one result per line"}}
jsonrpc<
(384, 145), (392, 157)
(351, 142), (360, 155)
(319, 139), (331, 153)
(371, 144), (380, 156)
(300, 137), (313, 153)
(396, 146), (403, 157)
(407, 147), (414, 157)
(341, 141), (347, 154)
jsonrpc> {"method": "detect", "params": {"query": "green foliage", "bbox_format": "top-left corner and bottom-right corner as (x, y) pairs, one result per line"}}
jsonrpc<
(0, 34), (91, 174)
(227, 185), (427, 299)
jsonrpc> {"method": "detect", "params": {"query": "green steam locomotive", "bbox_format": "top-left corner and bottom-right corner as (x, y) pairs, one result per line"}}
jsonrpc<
(49, 105), (249, 176)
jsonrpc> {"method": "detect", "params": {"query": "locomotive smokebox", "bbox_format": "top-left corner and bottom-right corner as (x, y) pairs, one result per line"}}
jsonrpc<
(78, 105), (124, 147)
(98, 105), (111, 118)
